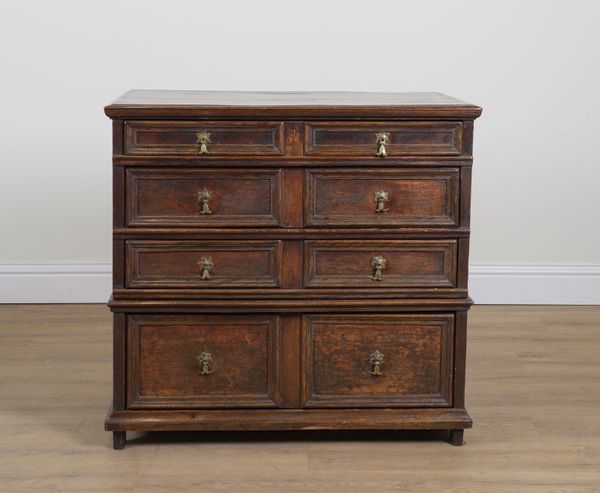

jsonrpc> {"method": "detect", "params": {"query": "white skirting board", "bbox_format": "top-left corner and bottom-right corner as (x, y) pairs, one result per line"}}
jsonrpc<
(0, 262), (599, 305)
(469, 264), (600, 305)
(0, 263), (112, 304)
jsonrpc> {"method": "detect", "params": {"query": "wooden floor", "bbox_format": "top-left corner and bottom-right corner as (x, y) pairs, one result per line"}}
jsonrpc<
(0, 305), (599, 492)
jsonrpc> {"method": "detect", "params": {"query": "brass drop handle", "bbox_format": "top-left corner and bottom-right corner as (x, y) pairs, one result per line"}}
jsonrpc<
(370, 255), (387, 281)
(374, 189), (389, 213)
(198, 188), (213, 215)
(376, 132), (390, 158)
(369, 350), (384, 376)
(197, 351), (214, 375)
(198, 256), (214, 280)
(197, 131), (211, 154)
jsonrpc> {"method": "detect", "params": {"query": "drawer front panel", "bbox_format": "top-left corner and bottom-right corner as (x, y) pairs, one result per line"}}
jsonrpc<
(304, 240), (457, 288)
(126, 168), (281, 227)
(302, 314), (454, 408)
(126, 240), (282, 288)
(127, 315), (280, 409)
(125, 121), (284, 156)
(305, 121), (463, 157)
(305, 168), (459, 227)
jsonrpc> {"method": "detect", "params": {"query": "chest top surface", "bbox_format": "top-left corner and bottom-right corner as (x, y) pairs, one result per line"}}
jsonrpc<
(105, 90), (482, 119)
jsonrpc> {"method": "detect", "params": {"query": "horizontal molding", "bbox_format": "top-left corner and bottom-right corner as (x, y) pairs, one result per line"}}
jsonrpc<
(0, 262), (599, 305)
(470, 263), (600, 305)
(0, 262), (112, 304)
(470, 263), (600, 276)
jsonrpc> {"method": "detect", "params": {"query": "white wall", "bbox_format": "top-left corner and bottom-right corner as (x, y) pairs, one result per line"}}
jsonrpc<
(1, 0), (599, 303)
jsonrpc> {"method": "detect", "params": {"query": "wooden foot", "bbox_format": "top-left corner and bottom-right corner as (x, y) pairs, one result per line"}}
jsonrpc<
(449, 429), (464, 446)
(113, 431), (126, 450)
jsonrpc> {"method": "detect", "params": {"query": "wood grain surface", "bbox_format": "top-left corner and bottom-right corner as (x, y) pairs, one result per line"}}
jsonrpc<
(302, 314), (454, 408)
(1, 305), (599, 492)
(125, 240), (283, 289)
(304, 121), (463, 157)
(127, 315), (280, 409)
(105, 90), (483, 119)
(124, 121), (284, 156)
(126, 168), (281, 227)
(303, 240), (457, 288)
(106, 92), (481, 448)
(304, 168), (459, 227)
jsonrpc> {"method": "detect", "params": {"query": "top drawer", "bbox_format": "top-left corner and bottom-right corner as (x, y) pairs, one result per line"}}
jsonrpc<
(124, 121), (284, 156)
(305, 121), (463, 157)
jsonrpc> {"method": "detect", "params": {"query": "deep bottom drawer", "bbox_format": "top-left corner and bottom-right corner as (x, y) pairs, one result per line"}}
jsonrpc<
(302, 314), (454, 408)
(127, 314), (281, 409)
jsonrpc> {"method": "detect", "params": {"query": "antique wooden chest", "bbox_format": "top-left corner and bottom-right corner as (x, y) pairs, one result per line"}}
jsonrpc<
(104, 90), (482, 449)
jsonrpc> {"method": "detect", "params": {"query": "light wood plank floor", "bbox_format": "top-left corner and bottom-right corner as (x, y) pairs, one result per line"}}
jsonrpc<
(0, 305), (599, 492)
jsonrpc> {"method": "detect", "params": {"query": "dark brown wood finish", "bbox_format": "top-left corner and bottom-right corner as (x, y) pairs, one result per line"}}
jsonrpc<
(106, 408), (472, 431)
(105, 90), (482, 120)
(127, 315), (280, 409)
(305, 122), (464, 157)
(302, 314), (454, 408)
(125, 240), (283, 288)
(304, 168), (459, 227)
(125, 121), (284, 156)
(280, 168), (303, 228)
(108, 297), (473, 313)
(111, 288), (470, 301)
(105, 90), (481, 448)
(112, 240), (125, 289)
(126, 168), (281, 227)
(304, 240), (457, 289)
(278, 315), (302, 408)
(452, 310), (469, 410)
(113, 430), (126, 450)
(113, 227), (472, 240)
(113, 313), (126, 412)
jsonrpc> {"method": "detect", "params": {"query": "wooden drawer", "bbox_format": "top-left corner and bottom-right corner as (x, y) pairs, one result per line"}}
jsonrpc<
(304, 168), (459, 227)
(302, 314), (454, 408)
(126, 240), (282, 288)
(304, 240), (457, 288)
(305, 121), (463, 157)
(126, 168), (281, 227)
(124, 121), (284, 156)
(127, 315), (280, 409)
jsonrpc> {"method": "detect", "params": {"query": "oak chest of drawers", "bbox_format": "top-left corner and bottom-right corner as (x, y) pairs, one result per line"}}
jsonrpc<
(104, 90), (482, 449)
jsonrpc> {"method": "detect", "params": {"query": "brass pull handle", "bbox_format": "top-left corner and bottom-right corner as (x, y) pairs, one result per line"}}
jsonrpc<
(198, 188), (213, 215)
(369, 350), (384, 376)
(370, 255), (387, 281)
(197, 351), (214, 375)
(376, 132), (390, 158)
(374, 189), (389, 213)
(198, 256), (214, 280)
(197, 131), (211, 154)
